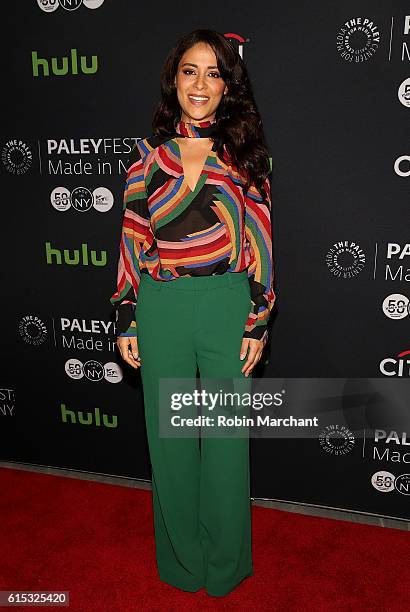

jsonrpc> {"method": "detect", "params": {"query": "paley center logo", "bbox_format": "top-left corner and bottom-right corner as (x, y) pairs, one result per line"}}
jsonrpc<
(1, 140), (33, 175)
(325, 240), (366, 278)
(318, 424), (355, 456)
(50, 186), (114, 213)
(336, 16), (380, 62)
(37, 0), (105, 13)
(18, 315), (48, 346)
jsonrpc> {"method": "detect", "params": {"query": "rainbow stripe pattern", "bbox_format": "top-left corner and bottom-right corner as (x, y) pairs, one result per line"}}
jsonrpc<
(110, 126), (276, 342)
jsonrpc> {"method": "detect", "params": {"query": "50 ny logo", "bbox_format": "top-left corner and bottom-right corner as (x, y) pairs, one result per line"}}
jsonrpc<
(37, 0), (105, 12)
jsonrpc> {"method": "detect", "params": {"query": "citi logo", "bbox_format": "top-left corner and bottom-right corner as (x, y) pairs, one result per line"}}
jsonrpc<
(380, 349), (410, 377)
(45, 242), (107, 266)
(32, 48), (98, 77)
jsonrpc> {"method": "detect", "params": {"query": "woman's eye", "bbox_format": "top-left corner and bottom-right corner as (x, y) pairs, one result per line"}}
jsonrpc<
(182, 69), (220, 78)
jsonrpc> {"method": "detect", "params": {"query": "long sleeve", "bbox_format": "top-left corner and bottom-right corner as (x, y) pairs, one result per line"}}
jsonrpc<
(243, 173), (276, 343)
(110, 142), (150, 337)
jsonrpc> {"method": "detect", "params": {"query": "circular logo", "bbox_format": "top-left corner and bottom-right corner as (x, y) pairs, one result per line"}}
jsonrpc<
(398, 78), (410, 108)
(71, 187), (93, 213)
(93, 187), (114, 212)
(83, 360), (105, 382)
(37, 0), (59, 12)
(394, 155), (410, 177)
(18, 315), (48, 346)
(382, 294), (409, 320)
(58, 0), (82, 10)
(83, 0), (105, 7)
(336, 17), (380, 63)
(371, 470), (395, 493)
(2, 140), (32, 175)
(51, 187), (71, 211)
(325, 241), (366, 278)
(104, 362), (123, 383)
(394, 473), (410, 496)
(319, 424), (355, 455)
(65, 358), (84, 380)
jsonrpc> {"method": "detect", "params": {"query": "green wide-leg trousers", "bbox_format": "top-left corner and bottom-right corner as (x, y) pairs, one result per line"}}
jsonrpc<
(135, 270), (254, 597)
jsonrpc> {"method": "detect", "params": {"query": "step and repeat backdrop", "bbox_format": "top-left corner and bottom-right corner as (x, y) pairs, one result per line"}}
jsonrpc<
(1, 1), (409, 520)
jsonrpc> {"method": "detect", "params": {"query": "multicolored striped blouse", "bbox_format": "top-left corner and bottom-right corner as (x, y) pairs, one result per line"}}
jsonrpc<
(110, 118), (276, 342)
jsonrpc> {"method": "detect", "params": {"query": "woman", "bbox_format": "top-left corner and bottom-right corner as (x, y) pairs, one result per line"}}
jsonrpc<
(110, 29), (276, 597)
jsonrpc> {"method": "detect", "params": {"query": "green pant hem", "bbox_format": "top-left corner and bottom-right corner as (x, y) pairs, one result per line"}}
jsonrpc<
(205, 568), (254, 597)
(158, 574), (203, 593)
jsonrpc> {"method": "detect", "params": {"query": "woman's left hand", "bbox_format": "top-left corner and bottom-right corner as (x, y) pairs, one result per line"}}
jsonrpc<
(240, 338), (265, 376)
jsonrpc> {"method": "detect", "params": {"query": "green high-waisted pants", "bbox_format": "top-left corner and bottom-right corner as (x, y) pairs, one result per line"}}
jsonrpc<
(135, 269), (254, 597)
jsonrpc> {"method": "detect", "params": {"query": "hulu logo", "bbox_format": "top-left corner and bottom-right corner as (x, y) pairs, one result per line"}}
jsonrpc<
(60, 403), (118, 428)
(32, 48), (98, 77)
(45, 242), (107, 266)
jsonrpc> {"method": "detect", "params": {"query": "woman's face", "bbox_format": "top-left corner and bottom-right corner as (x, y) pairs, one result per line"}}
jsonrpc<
(174, 42), (228, 124)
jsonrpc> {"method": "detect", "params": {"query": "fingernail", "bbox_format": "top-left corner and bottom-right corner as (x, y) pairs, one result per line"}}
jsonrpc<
(240, 354), (245, 360)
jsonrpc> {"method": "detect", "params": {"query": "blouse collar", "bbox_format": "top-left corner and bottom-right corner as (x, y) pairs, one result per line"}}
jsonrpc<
(175, 118), (217, 138)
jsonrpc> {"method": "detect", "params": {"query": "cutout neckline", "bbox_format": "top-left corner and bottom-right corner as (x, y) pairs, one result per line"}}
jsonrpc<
(173, 138), (214, 193)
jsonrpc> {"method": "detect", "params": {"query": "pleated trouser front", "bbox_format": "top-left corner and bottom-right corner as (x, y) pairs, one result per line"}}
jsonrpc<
(135, 269), (254, 597)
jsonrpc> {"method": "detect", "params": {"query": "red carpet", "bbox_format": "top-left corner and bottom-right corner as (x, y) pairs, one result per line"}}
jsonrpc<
(0, 466), (407, 611)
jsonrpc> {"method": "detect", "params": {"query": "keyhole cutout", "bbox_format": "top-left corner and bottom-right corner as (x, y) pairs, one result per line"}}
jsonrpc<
(175, 138), (214, 193)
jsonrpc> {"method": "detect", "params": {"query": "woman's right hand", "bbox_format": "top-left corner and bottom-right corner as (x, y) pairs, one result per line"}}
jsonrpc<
(116, 335), (141, 369)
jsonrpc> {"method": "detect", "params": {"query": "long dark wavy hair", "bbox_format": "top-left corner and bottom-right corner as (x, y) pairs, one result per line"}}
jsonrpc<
(152, 29), (271, 200)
